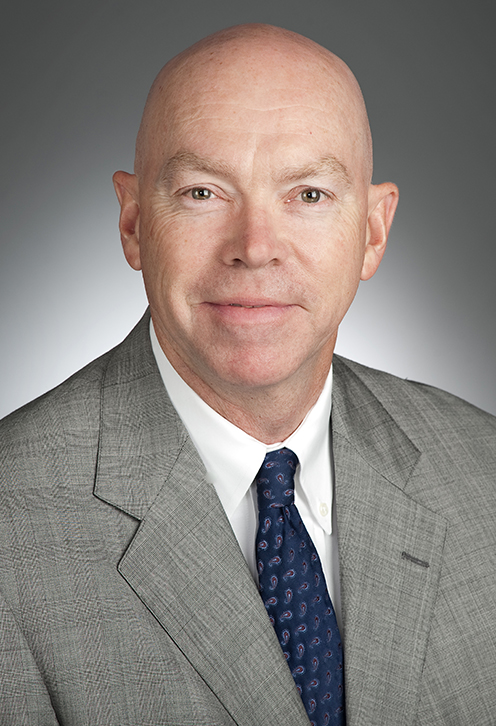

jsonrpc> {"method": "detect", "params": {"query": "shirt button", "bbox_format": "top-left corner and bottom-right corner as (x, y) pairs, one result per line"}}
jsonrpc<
(319, 502), (329, 518)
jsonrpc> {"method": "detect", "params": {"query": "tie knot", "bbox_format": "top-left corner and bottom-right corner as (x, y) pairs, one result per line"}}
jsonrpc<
(255, 448), (298, 511)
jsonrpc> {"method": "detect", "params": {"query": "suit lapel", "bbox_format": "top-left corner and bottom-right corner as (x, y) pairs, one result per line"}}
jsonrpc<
(332, 357), (447, 725)
(94, 314), (309, 726)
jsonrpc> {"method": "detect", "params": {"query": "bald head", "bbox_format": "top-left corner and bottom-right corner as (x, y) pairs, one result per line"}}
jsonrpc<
(134, 24), (373, 185)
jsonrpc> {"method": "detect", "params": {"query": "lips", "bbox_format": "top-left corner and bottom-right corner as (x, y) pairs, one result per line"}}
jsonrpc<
(202, 300), (292, 324)
(209, 298), (285, 308)
(228, 303), (266, 308)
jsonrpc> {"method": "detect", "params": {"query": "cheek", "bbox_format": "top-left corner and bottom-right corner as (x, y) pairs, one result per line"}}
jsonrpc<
(139, 212), (218, 322)
(303, 206), (366, 284)
(145, 201), (224, 268)
(301, 211), (367, 329)
(334, 207), (367, 275)
(139, 208), (187, 276)
(136, 216), (182, 312)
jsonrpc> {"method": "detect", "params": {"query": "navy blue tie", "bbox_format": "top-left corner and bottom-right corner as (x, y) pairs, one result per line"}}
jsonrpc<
(255, 448), (345, 725)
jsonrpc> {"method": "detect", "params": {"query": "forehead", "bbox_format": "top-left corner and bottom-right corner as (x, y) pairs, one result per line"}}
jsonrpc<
(143, 40), (368, 182)
(170, 99), (343, 152)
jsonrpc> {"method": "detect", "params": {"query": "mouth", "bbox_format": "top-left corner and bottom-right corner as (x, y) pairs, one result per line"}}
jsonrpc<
(228, 303), (266, 308)
(202, 300), (292, 324)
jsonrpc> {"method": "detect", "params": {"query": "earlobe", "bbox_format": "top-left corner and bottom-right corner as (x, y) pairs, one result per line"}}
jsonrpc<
(360, 182), (399, 281)
(112, 171), (142, 271)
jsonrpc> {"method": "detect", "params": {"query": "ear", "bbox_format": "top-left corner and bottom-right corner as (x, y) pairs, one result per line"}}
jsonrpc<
(112, 170), (142, 271)
(360, 182), (399, 281)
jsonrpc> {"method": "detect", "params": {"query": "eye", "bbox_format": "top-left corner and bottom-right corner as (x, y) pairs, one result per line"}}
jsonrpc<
(300, 189), (321, 203)
(190, 187), (213, 200)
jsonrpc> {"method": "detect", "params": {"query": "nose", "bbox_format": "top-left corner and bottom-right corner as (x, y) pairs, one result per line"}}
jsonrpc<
(221, 202), (288, 268)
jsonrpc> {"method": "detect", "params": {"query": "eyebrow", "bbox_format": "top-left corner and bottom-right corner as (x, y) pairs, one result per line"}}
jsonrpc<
(158, 151), (352, 188)
(275, 156), (352, 187)
(158, 152), (237, 188)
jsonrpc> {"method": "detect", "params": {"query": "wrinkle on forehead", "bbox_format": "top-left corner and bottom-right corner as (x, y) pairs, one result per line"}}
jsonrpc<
(135, 24), (373, 184)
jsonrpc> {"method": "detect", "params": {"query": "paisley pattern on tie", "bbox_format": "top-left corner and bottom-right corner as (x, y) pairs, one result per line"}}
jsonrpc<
(255, 448), (345, 725)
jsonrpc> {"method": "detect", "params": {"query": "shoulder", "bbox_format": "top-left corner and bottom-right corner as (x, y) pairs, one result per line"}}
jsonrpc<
(332, 354), (496, 517)
(0, 347), (109, 455)
(0, 312), (153, 485)
(333, 354), (496, 440)
(0, 312), (152, 444)
(0, 349), (112, 514)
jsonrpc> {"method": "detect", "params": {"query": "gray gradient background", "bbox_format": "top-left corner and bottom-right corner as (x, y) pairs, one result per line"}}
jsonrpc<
(1, 0), (495, 418)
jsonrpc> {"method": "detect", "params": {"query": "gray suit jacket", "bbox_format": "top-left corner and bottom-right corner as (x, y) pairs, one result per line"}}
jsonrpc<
(1, 312), (495, 725)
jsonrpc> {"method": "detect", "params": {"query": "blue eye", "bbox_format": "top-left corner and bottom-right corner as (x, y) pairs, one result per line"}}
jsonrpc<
(301, 189), (321, 203)
(191, 188), (212, 199)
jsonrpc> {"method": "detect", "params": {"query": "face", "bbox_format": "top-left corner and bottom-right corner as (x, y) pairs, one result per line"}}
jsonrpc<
(114, 41), (397, 403)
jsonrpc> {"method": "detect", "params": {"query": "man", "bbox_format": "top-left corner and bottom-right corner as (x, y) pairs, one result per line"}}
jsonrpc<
(0, 23), (495, 726)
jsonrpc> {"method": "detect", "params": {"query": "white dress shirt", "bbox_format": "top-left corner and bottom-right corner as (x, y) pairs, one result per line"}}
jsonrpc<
(150, 321), (342, 631)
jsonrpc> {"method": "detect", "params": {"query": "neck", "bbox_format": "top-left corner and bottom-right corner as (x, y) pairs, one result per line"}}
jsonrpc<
(191, 373), (328, 444)
(157, 336), (332, 444)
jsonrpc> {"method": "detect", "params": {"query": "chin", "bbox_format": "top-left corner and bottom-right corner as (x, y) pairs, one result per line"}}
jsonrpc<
(204, 353), (302, 391)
